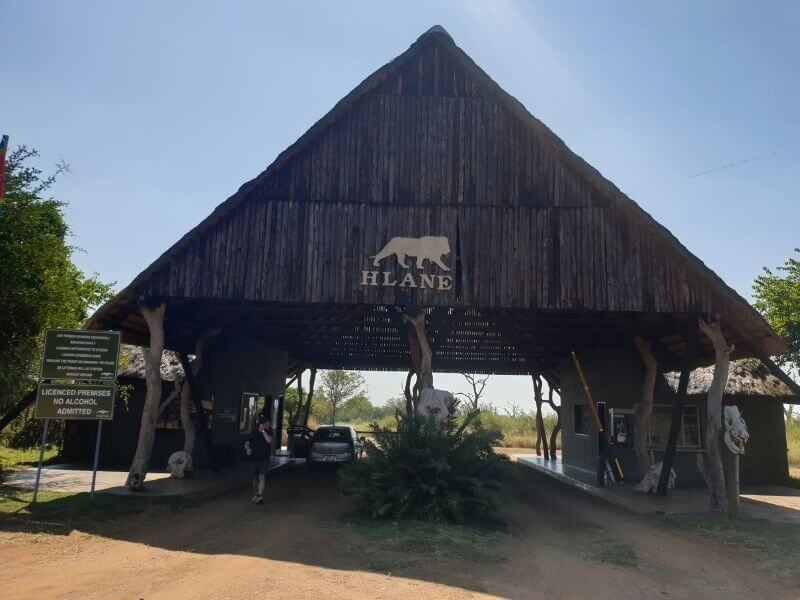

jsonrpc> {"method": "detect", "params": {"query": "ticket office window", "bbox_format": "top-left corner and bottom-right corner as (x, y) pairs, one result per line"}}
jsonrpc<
(239, 393), (265, 434)
(647, 404), (701, 449)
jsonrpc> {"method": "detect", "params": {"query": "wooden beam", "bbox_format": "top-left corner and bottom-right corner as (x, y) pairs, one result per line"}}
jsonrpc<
(570, 351), (603, 433)
(178, 352), (220, 472)
(657, 324), (699, 495)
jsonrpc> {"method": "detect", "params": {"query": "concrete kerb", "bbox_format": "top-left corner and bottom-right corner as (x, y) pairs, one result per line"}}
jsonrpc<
(2, 457), (302, 502)
(514, 453), (800, 524)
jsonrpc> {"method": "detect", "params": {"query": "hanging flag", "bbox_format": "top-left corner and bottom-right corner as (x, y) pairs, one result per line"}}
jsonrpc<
(0, 134), (8, 204)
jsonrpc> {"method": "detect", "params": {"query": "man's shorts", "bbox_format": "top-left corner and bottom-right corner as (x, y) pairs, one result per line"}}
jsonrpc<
(250, 460), (270, 478)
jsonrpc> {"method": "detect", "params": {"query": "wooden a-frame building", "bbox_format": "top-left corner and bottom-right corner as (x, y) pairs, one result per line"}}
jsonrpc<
(85, 27), (791, 488)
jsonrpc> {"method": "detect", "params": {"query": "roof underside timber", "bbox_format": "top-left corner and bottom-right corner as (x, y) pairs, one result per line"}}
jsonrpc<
(85, 26), (786, 376)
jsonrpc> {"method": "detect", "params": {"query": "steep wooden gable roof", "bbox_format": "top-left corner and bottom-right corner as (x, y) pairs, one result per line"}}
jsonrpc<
(86, 26), (785, 366)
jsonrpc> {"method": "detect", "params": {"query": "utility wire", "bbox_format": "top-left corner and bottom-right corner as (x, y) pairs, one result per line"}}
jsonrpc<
(628, 151), (778, 194)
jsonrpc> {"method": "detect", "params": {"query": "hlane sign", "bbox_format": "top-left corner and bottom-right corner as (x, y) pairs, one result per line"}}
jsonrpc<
(361, 235), (454, 290)
(35, 383), (116, 420)
(40, 329), (121, 381)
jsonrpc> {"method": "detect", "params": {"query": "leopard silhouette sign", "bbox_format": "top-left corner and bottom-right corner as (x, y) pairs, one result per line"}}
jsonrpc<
(360, 235), (454, 290)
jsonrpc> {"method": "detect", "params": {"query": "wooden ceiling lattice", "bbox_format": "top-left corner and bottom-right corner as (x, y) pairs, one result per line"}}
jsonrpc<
(102, 299), (762, 378)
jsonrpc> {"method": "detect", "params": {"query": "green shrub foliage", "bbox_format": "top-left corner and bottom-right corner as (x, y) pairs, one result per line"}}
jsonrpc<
(340, 410), (511, 522)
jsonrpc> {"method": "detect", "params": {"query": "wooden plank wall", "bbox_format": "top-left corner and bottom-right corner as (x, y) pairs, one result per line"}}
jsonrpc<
(142, 197), (714, 315)
(139, 37), (717, 318)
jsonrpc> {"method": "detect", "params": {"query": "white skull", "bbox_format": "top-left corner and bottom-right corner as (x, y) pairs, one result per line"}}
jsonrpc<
(723, 405), (749, 455)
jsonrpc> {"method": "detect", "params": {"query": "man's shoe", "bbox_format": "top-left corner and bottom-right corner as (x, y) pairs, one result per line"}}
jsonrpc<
(255, 495), (264, 505)
(250, 495), (258, 503)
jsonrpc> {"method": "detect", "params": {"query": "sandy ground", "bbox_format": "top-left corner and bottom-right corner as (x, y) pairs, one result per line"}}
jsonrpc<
(0, 465), (797, 600)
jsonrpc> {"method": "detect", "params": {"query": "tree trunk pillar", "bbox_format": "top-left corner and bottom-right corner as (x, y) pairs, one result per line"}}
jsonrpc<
(724, 450), (740, 519)
(545, 385), (560, 460)
(404, 311), (433, 393)
(634, 336), (657, 478)
(532, 374), (549, 458)
(180, 329), (219, 456)
(698, 317), (733, 511)
(126, 302), (166, 490)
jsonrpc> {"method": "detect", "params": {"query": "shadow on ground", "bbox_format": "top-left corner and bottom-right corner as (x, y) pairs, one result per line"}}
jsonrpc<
(0, 463), (798, 599)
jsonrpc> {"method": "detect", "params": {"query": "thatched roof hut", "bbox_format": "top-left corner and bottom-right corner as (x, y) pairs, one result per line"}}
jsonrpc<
(664, 359), (798, 403)
(117, 344), (184, 382)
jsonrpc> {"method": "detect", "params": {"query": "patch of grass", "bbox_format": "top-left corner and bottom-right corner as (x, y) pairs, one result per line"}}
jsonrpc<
(786, 417), (799, 469)
(0, 485), (198, 520)
(653, 513), (800, 580)
(0, 445), (59, 475)
(338, 516), (508, 569)
(559, 520), (638, 567)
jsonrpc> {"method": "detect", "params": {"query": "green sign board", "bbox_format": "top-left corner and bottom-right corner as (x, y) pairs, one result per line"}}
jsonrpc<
(40, 329), (120, 381)
(35, 383), (116, 420)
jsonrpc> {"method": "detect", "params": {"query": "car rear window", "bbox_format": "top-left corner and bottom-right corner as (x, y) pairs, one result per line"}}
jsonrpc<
(313, 428), (351, 442)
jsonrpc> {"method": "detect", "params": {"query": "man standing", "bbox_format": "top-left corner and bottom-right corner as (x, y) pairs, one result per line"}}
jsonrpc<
(244, 417), (273, 504)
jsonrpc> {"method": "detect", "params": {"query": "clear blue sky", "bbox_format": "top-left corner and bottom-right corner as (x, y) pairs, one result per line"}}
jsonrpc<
(3, 1), (798, 409)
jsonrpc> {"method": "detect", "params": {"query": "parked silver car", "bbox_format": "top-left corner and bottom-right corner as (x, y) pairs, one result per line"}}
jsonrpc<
(307, 425), (361, 465)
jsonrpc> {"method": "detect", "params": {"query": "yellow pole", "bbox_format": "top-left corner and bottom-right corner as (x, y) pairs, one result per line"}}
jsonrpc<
(570, 351), (604, 433)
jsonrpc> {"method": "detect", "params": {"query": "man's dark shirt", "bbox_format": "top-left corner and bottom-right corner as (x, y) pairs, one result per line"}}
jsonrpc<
(248, 426), (273, 462)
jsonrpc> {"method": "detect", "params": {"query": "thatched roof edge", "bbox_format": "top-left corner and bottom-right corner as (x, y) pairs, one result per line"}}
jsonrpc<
(117, 344), (184, 382)
(664, 359), (798, 401)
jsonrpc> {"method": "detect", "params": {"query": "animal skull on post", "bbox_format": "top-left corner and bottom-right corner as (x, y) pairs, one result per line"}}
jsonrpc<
(723, 405), (749, 455)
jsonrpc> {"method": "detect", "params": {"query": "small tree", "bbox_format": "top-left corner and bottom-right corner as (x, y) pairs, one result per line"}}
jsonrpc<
(753, 250), (800, 378)
(318, 370), (366, 424)
(456, 373), (490, 411)
(340, 410), (510, 522)
(339, 394), (373, 423)
(0, 146), (113, 432)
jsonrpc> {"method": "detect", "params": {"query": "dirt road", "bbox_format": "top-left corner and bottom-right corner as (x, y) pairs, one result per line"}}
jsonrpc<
(0, 465), (796, 599)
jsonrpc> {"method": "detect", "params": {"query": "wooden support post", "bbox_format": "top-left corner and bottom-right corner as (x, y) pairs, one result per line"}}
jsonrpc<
(285, 373), (299, 391)
(275, 394), (285, 455)
(404, 309), (433, 390)
(288, 369), (305, 430)
(179, 329), (219, 456)
(657, 325), (698, 496)
(698, 318), (733, 511)
(570, 352), (603, 433)
(532, 374), (549, 458)
(300, 368), (317, 429)
(724, 451), (740, 519)
(544, 384), (561, 460)
(179, 352), (220, 473)
(126, 302), (166, 490)
(634, 336), (657, 477)
(404, 370), (416, 415)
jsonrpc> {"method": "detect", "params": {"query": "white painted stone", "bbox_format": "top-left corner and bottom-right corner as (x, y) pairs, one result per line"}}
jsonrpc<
(167, 450), (194, 479)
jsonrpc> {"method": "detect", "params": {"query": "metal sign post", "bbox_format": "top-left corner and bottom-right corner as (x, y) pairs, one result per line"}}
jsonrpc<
(31, 419), (50, 504)
(90, 421), (104, 500)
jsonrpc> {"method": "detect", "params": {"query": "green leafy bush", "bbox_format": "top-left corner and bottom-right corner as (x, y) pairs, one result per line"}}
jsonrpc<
(339, 410), (511, 522)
